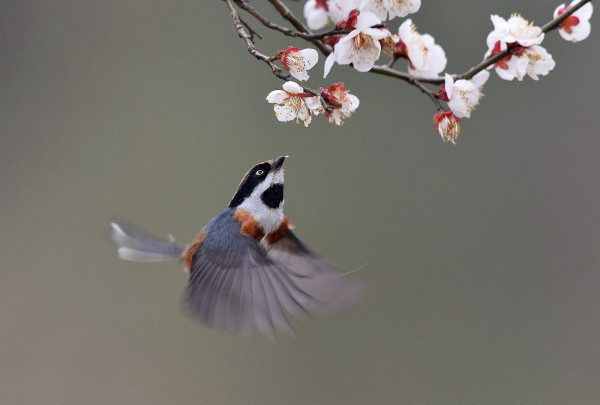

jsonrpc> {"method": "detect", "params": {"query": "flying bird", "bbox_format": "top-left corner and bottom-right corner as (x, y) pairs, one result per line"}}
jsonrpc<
(110, 156), (362, 339)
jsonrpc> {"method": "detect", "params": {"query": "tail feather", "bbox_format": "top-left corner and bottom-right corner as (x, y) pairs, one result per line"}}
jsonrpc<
(110, 222), (186, 262)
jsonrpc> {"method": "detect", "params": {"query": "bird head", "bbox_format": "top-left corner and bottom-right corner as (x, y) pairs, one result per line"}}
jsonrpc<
(229, 156), (288, 217)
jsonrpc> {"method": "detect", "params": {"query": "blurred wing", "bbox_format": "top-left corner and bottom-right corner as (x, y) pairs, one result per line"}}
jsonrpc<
(186, 232), (318, 340)
(267, 229), (364, 314)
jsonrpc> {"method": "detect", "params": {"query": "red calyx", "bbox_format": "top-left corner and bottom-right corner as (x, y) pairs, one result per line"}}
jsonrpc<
(319, 82), (346, 109)
(315, 0), (329, 11)
(278, 46), (301, 70)
(433, 110), (460, 130)
(335, 9), (359, 31)
(435, 84), (449, 102)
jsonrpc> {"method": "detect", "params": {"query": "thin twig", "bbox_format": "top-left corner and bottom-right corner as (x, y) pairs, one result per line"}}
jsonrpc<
(224, 0), (322, 97)
(234, 0), (305, 38)
(267, 0), (331, 54)
(239, 15), (262, 41)
(410, 79), (444, 110)
(224, 0), (290, 81)
(236, 0), (384, 40)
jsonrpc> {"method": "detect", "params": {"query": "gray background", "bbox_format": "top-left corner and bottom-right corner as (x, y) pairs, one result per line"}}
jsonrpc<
(2, 1), (599, 404)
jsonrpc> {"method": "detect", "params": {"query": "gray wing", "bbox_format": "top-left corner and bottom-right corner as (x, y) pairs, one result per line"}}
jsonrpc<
(185, 212), (319, 339)
(267, 230), (364, 314)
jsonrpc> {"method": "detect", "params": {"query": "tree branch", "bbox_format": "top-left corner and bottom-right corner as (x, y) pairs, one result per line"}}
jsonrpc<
(224, 0), (323, 98)
(267, 0), (331, 54)
(227, 0), (594, 112)
(224, 0), (290, 81)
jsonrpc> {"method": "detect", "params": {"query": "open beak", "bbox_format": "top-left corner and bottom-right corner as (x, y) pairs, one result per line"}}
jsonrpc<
(271, 155), (288, 171)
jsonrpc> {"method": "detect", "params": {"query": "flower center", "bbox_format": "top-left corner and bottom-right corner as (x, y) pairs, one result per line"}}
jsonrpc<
(286, 53), (305, 71)
(353, 32), (374, 50)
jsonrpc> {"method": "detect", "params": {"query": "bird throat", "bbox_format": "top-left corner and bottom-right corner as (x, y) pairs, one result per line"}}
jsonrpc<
(233, 209), (289, 245)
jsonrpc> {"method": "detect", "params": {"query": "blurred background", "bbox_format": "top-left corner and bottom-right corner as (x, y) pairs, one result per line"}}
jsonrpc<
(2, 1), (599, 404)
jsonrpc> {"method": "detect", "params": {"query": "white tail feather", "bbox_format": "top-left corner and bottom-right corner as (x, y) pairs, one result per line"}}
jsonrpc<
(110, 222), (185, 262)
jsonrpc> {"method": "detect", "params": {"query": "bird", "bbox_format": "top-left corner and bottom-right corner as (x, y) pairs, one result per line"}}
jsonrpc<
(110, 155), (362, 339)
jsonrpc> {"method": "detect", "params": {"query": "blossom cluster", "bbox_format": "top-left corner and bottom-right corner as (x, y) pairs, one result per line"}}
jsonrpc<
(260, 0), (593, 143)
(266, 80), (359, 127)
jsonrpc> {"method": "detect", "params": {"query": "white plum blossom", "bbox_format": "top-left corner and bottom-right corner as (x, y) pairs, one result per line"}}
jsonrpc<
(327, 0), (362, 24)
(304, 0), (331, 30)
(521, 45), (556, 80)
(325, 10), (390, 76)
(360, 0), (421, 20)
(445, 71), (489, 119)
(266, 81), (321, 127)
(487, 14), (544, 48)
(397, 19), (447, 78)
(554, 1), (593, 42)
(485, 42), (555, 81)
(278, 47), (319, 81)
(490, 50), (529, 81)
(319, 82), (360, 125)
(484, 13), (554, 81)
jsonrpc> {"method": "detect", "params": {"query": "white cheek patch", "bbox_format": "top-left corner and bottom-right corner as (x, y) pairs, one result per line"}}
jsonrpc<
(237, 170), (285, 235)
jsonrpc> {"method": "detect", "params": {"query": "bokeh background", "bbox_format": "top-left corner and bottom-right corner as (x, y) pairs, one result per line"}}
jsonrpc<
(2, 1), (599, 404)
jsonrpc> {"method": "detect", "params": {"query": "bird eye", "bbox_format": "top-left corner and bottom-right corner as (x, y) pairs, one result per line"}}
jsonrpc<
(255, 169), (264, 176)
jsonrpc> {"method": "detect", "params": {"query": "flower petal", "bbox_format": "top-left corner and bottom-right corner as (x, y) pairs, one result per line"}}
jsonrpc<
(266, 90), (287, 104)
(305, 96), (321, 111)
(323, 52), (336, 78)
(356, 11), (382, 29)
(300, 48), (319, 70)
(445, 73), (454, 97)
(282, 81), (304, 94)
(274, 104), (298, 122)
(471, 70), (490, 88)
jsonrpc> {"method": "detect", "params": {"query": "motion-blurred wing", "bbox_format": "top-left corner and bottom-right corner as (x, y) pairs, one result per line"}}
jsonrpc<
(186, 228), (318, 340)
(267, 229), (364, 314)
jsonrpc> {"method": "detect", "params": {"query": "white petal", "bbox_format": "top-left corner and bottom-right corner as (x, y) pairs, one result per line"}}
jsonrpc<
(323, 52), (336, 78)
(282, 81), (304, 94)
(346, 94), (360, 110)
(356, 11), (382, 29)
(297, 104), (312, 127)
(266, 90), (288, 104)
(289, 69), (310, 82)
(445, 74), (454, 97)
(397, 19), (413, 40)
(273, 104), (297, 122)
(328, 0), (362, 23)
(575, 1), (593, 19)
(305, 96), (322, 111)
(447, 79), (482, 119)
(503, 55), (529, 81)
(494, 62), (518, 81)
(333, 37), (354, 65)
(363, 27), (391, 41)
(486, 31), (506, 52)
(343, 38), (381, 72)
(361, 0), (388, 20)
(300, 48), (319, 70)
(426, 42), (447, 71)
(490, 15), (507, 32)
(571, 21), (592, 41)
(471, 70), (490, 88)
(304, 0), (330, 30)
(506, 14), (544, 46)
(524, 45), (555, 80)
